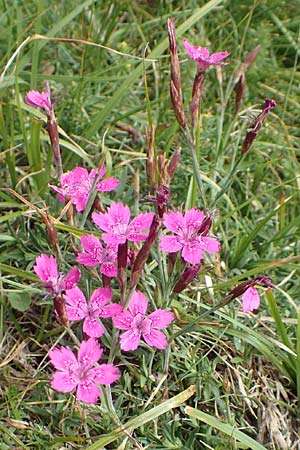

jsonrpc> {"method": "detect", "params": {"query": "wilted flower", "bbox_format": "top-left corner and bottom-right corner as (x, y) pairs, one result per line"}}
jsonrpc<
(159, 209), (220, 264)
(76, 234), (117, 278)
(34, 254), (80, 296)
(50, 166), (119, 212)
(65, 287), (122, 338)
(92, 202), (154, 245)
(113, 291), (174, 351)
(229, 276), (274, 312)
(48, 338), (120, 404)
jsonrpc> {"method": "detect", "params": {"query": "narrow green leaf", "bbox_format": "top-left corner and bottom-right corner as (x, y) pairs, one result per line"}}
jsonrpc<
(0, 263), (38, 281)
(86, 385), (195, 449)
(185, 407), (268, 450)
(265, 289), (294, 352)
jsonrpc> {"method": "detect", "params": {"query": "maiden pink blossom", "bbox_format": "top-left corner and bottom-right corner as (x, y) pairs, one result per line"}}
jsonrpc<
(182, 39), (230, 71)
(34, 254), (80, 295)
(50, 166), (119, 212)
(242, 287), (261, 313)
(48, 338), (120, 404)
(228, 276), (274, 313)
(64, 286), (122, 338)
(92, 202), (155, 245)
(76, 234), (117, 277)
(159, 209), (220, 265)
(113, 290), (174, 351)
(25, 81), (52, 114)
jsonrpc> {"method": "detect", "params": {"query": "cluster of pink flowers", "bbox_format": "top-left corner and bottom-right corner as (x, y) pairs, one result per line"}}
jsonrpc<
(27, 29), (275, 409)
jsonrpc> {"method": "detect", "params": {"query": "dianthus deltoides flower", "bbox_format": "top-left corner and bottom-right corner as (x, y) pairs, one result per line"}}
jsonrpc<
(34, 254), (80, 295)
(76, 234), (117, 278)
(25, 81), (52, 114)
(48, 338), (120, 404)
(50, 166), (119, 212)
(229, 276), (274, 313)
(92, 202), (155, 245)
(182, 39), (230, 71)
(113, 291), (174, 351)
(159, 209), (220, 265)
(64, 287), (122, 338)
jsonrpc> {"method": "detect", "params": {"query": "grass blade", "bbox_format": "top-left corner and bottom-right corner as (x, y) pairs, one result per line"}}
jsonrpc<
(85, 385), (195, 449)
(185, 406), (268, 450)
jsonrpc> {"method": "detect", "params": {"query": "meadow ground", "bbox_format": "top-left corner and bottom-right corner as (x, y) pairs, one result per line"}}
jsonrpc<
(0, 1), (300, 449)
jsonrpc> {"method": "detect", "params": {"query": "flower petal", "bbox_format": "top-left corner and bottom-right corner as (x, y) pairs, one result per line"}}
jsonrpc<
(184, 208), (204, 233)
(90, 287), (112, 308)
(128, 291), (148, 316)
(97, 177), (120, 192)
(78, 338), (103, 366)
(159, 236), (182, 253)
(83, 317), (105, 338)
(100, 262), (117, 277)
(99, 303), (123, 318)
(64, 287), (88, 321)
(120, 329), (141, 351)
(143, 329), (169, 350)
(34, 254), (58, 282)
(129, 213), (155, 232)
(61, 267), (81, 290)
(148, 310), (174, 329)
(92, 364), (120, 385)
(181, 241), (203, 264)
(113, 311), (132, 330)
(80, 234), (103, 252)
(48, 346), (77, 371)
(76, 380), (101, 404)
(108, 202), (131, 225)
(199, 236), (221, 254)
(163, 210), (185, 234)
(50, 371), (77, 393)
(242, 287), (260, 313)
(209, 51), (230, 64)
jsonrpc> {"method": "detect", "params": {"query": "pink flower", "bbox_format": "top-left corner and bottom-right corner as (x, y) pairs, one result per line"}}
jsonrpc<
(242, 287), (260, 313)
(159, 209), (220, 264)
(228, 276), (274, 313)
(48, 338), (120, 404)
(50, 166), (120, 212)
(76, 234), (117, 277)
(113, 291), (174, 351)
(34, 254), (80, 295)
(183, 39), (230, 71)
(92, 202), (155, 245)
(64, 287), (122, 338)
(25, 81), (52, 115)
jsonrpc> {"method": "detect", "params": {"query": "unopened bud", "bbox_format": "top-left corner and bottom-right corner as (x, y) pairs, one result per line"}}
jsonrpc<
(173, 264), (201, 293)
(190, 70), (205, 126)
(54, 294), (69, 326)
(167, 18), (186, 128)
(167, 147), (181, 180)
(242, 99), (276, 154)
